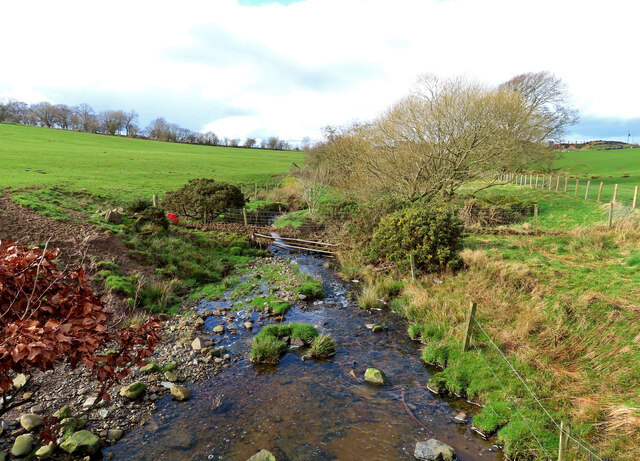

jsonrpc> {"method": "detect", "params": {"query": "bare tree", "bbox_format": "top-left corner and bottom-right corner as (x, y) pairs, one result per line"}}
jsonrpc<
(123, 110), (139, 136)
(244, 138), (257, 148)
(99, 110), (127, 135)
(315, 73), (577, 202)
(52, 104), (73, 129)
(30, 102), (56, 127)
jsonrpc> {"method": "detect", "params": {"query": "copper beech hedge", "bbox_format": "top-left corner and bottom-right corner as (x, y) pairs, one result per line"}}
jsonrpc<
(0, 240), (160, 402)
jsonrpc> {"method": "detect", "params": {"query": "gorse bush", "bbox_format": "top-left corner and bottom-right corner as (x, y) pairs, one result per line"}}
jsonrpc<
(369, 203), (464, 273)
(162, 178), (245, 223)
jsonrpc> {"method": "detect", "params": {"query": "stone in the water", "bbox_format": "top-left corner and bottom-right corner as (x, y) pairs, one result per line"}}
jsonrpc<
(107, 429), (124, 441)
(213, 325), (225, 334)
(364, 368), (388, 386)
(59, 430), (100, 455)
(170, 385), (191, 401)
(244, 322), (253, 330)
(120, 382), (146, 400)
(99, 409), (110, 419)
(414, 439), (456, 461)
(365, 323), (375, 329)
(20, 413), (43, 431)
(290, 337), (305, 347)
(454, 411), (468, 423)
(247, 449), (276, 461)
(11, 434), (33, 457)
(372, 325), (383, 332)
(164, 371), (178, 382)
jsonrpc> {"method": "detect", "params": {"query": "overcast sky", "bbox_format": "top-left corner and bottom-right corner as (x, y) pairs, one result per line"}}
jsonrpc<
(2, 0), (639, 143)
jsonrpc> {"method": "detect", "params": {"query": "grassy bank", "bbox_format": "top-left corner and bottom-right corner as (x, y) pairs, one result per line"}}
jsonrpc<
(339, 186), (640, 460)
(0, 123), (302, 202)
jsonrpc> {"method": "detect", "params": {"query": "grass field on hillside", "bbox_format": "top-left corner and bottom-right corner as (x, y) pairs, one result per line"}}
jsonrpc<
(551, 148), (640, 204)
(0, 124), (303, 201)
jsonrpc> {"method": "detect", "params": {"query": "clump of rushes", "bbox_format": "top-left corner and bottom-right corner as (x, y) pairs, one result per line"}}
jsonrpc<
(357, 285), (382, 309)
(305, 334), (336, 360)
(250, 336), (288, 364)
(250, 323), (319, 364)
(295, 280), (323, 300)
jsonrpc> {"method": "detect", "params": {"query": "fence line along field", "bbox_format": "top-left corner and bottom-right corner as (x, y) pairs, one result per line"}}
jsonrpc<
(0, 124), (303, 201)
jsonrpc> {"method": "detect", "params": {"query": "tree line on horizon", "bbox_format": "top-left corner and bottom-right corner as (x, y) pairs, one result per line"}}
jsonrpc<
(0, 98), (307, 151)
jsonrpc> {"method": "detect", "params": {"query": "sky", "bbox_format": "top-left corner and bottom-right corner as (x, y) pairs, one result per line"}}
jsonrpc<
(2, 0), (640, 144)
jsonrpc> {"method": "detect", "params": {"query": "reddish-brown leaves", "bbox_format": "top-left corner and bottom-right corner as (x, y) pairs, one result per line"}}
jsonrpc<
(0, 240), (161, 395)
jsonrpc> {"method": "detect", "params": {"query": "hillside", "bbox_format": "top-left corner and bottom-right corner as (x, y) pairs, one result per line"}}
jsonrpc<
(0, 123), (303, 201)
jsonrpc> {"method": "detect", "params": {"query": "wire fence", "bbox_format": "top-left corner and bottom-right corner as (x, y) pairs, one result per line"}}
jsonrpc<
(502, 172), (640, 209)
(434, 300), (614, 461)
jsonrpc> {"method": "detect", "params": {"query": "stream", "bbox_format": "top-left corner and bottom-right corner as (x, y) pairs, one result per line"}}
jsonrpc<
(105, 240), (502, 460)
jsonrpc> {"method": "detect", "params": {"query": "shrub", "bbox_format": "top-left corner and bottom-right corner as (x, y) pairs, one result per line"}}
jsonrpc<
(126, 196), (153, 213)
(162, 178), (245, 223)
(369, 203), (464, 273)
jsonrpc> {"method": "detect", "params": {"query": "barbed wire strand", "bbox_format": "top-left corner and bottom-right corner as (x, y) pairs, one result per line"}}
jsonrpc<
(471, 314), (603, 460)
(470, 343), (553, 460)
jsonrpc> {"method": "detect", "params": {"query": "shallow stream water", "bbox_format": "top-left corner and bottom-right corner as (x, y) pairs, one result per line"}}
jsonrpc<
(106, 241), (502, 460)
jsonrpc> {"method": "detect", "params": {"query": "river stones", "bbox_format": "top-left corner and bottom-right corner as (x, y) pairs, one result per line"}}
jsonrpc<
(20, 413), (43, 431)
(170, 384), (191, 401)
(213, 325), (225, 334)
(120, 382), (146, 400)
(247, 449), (276, 461)
(11, 434), (33, 457)
(364, 368), (388, 385)
(414, 439), (455, 461)
(107, 429), (124, 441)
(59, 430), (100, 455)
(35, 442), (54, 459)
(140, 362), (161, 373)
(12, 374), (28, 389)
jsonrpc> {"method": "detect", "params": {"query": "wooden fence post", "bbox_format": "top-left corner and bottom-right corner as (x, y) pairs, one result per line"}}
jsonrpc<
(152, 195), (158, 207)
(597, 182), (604, 202)
(555, 176), (560, 191)
(410, 254), (415, 280)
(533, 204), (538, 229)
(564, 176), (568, 192)
(609, 203), (614, 228)
(633, 186), (639, 209)
(574, 179), (579, 197)
(462, 302), (477, 353)
(548, 175), (552, 190)
(242, 208), (248, 227)
(584, 180), (591, 200)
(613, 184), (619, 203)
(535, 175), (539, 188)
(557, 421), (570, 461)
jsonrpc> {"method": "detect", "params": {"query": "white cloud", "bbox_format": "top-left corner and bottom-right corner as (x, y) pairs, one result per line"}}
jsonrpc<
(2, 0), (640, 141)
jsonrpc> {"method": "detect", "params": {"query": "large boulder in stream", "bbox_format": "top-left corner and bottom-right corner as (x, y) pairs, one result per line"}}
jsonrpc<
(364, 368), (388, 386)
(414, 439), (456, 461)
(247, 449), (276, 461)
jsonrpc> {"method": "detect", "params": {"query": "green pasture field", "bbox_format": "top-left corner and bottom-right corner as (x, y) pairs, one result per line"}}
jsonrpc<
(550, 148), (640, 204)
(0, 124), (303, 202)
